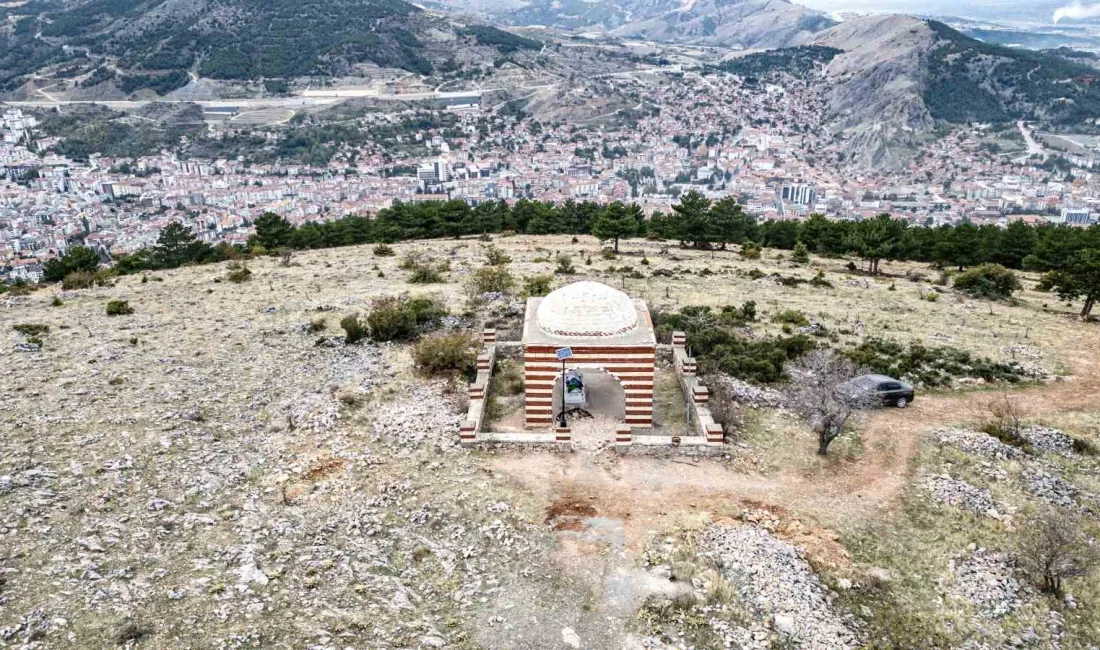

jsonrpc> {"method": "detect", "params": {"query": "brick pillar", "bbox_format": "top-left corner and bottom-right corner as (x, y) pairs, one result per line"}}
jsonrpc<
(615, 425), (632, 445)
(682, 357), (697, 377)
(672, 331), (687, 348)
(706, 423), (724, 445)
(692, 385), (709, 405)
(476, 353), (491, 373)
(555, 425), (571, 442)
(468, 383), (484, 401)
(459, 420), (476, 443)
(482, 328), (497, 344)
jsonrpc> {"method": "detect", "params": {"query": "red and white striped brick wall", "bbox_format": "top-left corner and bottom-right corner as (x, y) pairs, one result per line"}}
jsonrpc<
(524, 344), (655, 429)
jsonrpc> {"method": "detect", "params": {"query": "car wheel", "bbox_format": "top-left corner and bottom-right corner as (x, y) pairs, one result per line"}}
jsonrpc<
(896, 397), (908, 409)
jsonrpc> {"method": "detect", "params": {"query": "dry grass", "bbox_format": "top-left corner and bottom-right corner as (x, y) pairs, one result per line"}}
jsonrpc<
(3, 234), (1099, 648)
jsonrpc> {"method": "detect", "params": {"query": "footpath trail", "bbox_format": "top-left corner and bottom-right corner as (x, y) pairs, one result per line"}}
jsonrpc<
(492, 334), (1100, 542)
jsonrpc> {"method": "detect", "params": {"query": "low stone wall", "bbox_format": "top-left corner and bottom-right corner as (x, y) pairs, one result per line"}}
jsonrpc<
(459, 328), (498, 444)
(672, 331), (725, 446)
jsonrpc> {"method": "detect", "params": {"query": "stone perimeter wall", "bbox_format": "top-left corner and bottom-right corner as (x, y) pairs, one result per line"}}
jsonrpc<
(458, 328), (498, 444)
(457, 329), (724, 449)
(672, 331), (725, 445)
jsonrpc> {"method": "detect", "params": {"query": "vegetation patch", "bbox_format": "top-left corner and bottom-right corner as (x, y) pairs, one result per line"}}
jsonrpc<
(413, 332), (478, 379)
(845, 338), (1030, 387)
(106, 300), (134, 316)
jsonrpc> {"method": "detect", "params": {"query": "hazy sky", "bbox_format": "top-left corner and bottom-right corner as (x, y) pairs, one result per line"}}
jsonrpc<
(794, 0), (1072, 24)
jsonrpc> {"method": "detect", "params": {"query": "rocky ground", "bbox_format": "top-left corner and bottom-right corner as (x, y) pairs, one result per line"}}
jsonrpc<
(3, 238), (1100, 648)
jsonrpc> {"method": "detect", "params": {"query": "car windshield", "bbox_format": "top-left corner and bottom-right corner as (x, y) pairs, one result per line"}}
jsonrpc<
(853, 376), (880, 389)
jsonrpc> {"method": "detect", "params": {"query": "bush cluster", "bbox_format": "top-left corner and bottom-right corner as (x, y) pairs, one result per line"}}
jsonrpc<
(657, 303), (808, 383)
(522, 274), (554, 297)
(772, 309), (810, 327)
(412, 332), (478, 379)
(844, 337), (1028, 387)
(953, 263), (1021, 300)
(106, 300), (134, 316)
(365, 295), (447, 342)
(470, 266), (515, 295)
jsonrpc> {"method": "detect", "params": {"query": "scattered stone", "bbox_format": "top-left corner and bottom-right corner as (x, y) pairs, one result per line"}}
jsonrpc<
(1022, 468), (1089, 510)
(699, 523), (860, 649)
(947, 548), (1024, 619)
(1020, 426), (1074, 456)
(368, 384), (462, 448)
(561, 627), (581, 648)
(923, 474), (1005, 518)
(712, 376), (783, 408)
(933, 428), (1021, 460)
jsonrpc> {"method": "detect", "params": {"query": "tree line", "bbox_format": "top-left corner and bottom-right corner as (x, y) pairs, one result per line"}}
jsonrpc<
(37, 191), (1100, 317)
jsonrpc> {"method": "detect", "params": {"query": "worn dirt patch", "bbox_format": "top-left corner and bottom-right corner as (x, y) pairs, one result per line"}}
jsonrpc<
(546, 495), (599, 531)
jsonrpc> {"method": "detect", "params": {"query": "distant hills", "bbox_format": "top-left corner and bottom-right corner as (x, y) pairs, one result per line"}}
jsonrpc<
(0, 0), (542, 94)
(801, 14), (1100, 165)
(609, 0), (835, 50)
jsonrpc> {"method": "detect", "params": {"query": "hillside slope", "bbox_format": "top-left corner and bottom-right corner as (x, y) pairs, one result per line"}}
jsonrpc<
(804, 16), (1100, 166)
(0, 0), (543, 95)
(610, 0), (836, 49)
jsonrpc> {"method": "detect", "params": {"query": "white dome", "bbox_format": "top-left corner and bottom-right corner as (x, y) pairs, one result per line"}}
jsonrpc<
(536, 281), (639, 338)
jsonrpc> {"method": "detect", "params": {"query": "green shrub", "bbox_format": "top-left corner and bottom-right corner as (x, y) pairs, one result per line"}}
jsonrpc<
(470, 266), (515, 295)
(399, 251), (425, 270)
(523, 274), (554, 297)
(373, 244), (395, 257)
(405, 296), (448, 327)
(791, 242), (810, 264)
(809, 270), (832, 288)
(409, 264), (444, 284)
(367, 295), (447, 342)
(657, 304), (810, 383)
(106, 300), (134, 316)
(412, 332), (478, 378)
(51, 296), (63, 307)
(308, 317), (327, 333)
(844, 337), (1028, 387)
(772, 309), (810, 327)
(600, 248), (616, 260)
(921, 291), (940, 302)
(62, 270), (114, 290)
(340, 314), (369, 344)
(1072, 436), (1098, 456)
(484, 245), (512, 266)
(696, 333), (815, 384)
(227, 261), (252, 283)
(741, 242), (762, 260)
(980, 422), (1032, 451)
(953, 263), (1021, 300)
(555, 253), (576, 275)
(13, 323), (49, 337)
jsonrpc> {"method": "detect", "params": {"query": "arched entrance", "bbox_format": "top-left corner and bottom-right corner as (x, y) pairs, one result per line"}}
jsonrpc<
(551, 366), (627, 422)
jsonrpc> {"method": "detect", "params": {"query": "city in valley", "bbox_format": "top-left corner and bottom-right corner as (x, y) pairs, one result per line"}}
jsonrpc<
(2, 63), (1097, 282)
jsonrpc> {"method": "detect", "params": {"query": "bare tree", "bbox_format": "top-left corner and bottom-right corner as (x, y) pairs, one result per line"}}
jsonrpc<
(707, 378), (743, 442)
(1017, 508), (1099, 596)
(986, 391), (1026, 442)
(784, 350), (877, 455)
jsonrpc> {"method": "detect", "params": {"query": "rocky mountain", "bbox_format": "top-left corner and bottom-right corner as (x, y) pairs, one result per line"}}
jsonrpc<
(804, 15), (1100, 166)
(610, 0), (836, 49)
(0, 0), (543, 94)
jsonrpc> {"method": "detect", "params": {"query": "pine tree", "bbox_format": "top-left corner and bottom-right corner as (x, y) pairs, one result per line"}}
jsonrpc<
(708, 197), (755, 250)
(671, 190), (712, 248)
(1043, 249), (1100, 318)
(791, 241), (810, 264)
(591, 201), (638, 253)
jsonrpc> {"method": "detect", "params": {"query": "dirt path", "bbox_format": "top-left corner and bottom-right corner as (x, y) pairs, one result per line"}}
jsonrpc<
(492, 338), (1100, 541)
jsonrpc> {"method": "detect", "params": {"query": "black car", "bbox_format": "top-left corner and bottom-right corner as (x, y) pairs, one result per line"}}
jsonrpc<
(838, 374), (915, 408)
